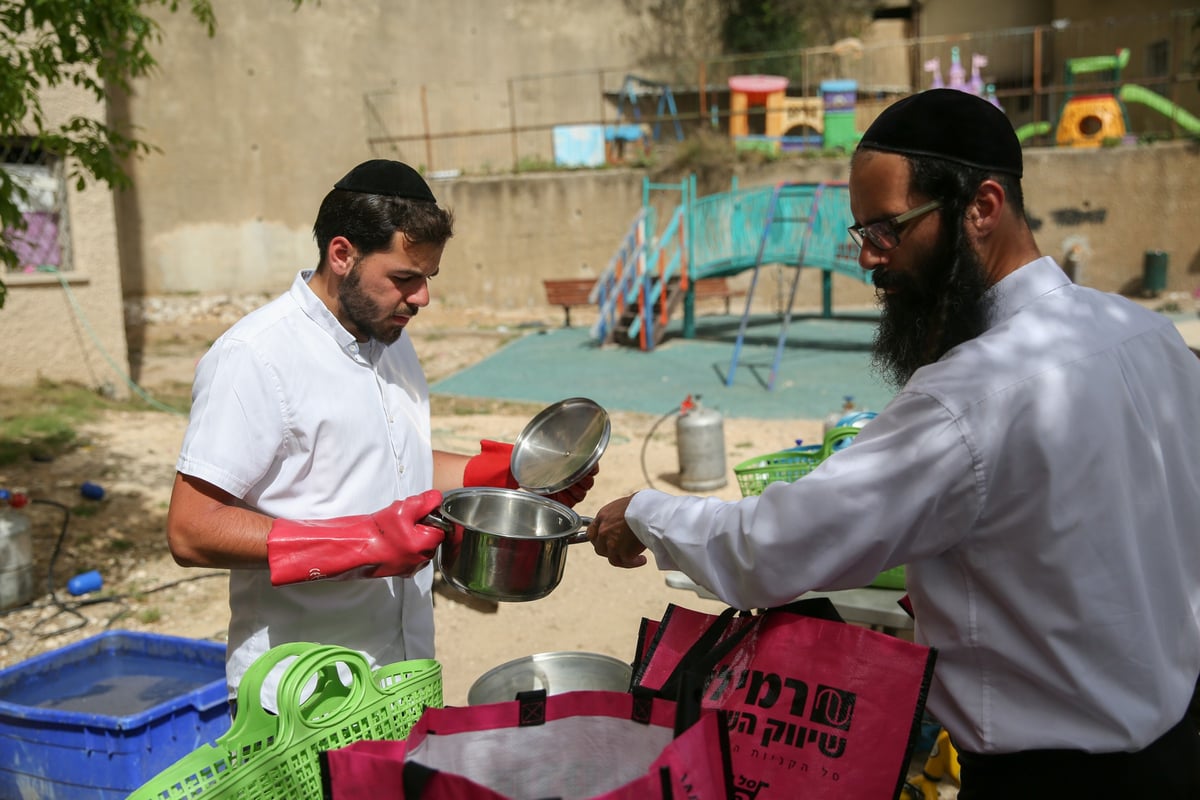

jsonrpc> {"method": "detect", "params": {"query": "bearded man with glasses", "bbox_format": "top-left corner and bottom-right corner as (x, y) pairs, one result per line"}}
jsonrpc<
(587, 89), (1200, 799)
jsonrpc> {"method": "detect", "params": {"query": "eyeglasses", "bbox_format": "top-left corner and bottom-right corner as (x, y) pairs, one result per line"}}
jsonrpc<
(847, 199), (942, 251)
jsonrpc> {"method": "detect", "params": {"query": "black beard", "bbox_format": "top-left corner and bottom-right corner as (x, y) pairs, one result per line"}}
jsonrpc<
(870, 226), (990, 388)
(338, 260), (411, 345)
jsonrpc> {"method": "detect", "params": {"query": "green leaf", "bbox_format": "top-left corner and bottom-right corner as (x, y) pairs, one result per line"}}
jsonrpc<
(0, 0), (314, 305)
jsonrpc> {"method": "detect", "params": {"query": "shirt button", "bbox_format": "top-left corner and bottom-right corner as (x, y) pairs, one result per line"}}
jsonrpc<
(397, 465), (406, 476)
(348, 343), (359, 354)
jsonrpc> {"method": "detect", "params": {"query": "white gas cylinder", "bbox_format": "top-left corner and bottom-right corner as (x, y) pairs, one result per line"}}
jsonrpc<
(676, 397), (728, 491)
(0, 493), (35, 610)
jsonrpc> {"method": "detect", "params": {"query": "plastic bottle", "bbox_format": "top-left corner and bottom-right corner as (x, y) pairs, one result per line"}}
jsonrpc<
(948, 47), (966, 92)
(923, 57), (943, 90)
(969, 54), (988, 97)
(67, 570), (104, 596)
(823, 396), (856, 436)
(985, 83), (1002, 110)
(80, 481), (105, 501)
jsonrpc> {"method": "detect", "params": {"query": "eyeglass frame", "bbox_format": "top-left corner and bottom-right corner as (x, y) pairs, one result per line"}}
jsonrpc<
(847, 199), (942, 251)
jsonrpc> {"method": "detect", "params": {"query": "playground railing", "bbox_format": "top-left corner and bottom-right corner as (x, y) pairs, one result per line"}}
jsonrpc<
(591, 207), (648, 344)
(624, 203), (687, 348)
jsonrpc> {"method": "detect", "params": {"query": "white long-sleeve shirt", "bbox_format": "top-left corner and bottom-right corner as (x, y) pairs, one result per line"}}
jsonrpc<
(178, 270), (436, 699)
(626, 257), (1200, 754)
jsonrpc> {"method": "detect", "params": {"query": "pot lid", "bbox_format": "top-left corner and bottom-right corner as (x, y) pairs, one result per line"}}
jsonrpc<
(511, 397), (610, 494)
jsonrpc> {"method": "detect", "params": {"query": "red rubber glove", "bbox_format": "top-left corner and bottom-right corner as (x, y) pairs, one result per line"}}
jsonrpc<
(462, 440), (520, 489)
(266, 490), (445, 586)
(462, 439), (597, 508)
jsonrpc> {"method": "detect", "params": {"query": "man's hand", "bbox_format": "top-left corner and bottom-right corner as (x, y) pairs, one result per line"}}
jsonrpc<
(267, 490), (445, 585)
(586, 494), (648, 568)
(545, 465), (598, 508)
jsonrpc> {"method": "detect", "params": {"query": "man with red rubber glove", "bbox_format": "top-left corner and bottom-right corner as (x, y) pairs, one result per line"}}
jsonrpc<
(167, 160), (595, 710)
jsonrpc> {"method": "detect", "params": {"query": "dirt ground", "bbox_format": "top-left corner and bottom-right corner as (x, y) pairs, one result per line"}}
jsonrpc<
(0, 302), (826, 709)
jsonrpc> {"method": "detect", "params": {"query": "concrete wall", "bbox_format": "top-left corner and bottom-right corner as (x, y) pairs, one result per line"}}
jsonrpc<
(422, 140), (1200, 314)
(0, 83), (129, 393)
(428, 170), (646, 311)
(153, 140), (1195, 317)
(1023, 140), (1200, 295)
(111, 0), (674, 299)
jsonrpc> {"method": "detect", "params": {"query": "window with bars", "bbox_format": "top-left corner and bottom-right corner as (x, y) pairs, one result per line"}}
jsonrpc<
(2, 138), (71, 275)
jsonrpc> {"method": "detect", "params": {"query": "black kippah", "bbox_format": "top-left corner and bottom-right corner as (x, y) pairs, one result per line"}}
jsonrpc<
(857, 89), (1023, 177)
(333, 159), (437, 203)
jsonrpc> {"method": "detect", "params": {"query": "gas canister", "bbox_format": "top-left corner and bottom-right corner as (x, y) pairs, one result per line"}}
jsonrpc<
(676, 396), (728, 491)
(0, 490), (35, 610)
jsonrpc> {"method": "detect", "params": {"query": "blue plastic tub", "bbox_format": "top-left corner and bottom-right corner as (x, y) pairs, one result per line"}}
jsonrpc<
(0, 630), (229, 799)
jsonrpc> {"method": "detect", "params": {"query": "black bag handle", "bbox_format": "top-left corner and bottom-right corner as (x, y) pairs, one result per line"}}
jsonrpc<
(665, 597), (847, 733)
(631, 603), (731, 689)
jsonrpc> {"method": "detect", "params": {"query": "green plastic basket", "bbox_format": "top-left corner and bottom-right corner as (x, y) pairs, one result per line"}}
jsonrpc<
(869, 565), (906, 589)
(733, 427), (906, 590)
(126, 642), (442, 800)
(733, 426), (862, 498)
(733, 447), (825, 497)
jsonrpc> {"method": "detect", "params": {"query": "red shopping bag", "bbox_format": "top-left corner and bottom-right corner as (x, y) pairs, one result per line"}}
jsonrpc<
(638, 598), (936, 800)
(321, 689), (733, 799)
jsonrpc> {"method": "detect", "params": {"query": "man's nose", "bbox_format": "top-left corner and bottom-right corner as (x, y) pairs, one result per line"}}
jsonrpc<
(857, 244), (885, 271)
(410, 279), (432, 307)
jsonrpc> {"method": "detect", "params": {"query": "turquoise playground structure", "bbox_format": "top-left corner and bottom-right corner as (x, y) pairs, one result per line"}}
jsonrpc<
(591, 177), (870, 390)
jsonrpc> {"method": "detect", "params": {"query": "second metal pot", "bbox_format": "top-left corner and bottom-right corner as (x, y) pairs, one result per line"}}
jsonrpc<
(429, 487), (591, 602)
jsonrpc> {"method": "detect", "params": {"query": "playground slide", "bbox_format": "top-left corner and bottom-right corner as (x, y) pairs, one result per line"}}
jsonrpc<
(1118, 84), (1200, 134)
(1014, 121), (1052, 143)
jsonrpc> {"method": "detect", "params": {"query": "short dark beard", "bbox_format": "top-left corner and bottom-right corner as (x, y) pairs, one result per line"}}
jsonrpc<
(870, 224), (991, 388)
(338, 258), (409, 345)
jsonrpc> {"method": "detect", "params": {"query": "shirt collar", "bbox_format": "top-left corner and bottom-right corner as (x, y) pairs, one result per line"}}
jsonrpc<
(984, 256), (1070, 327)
(289, 270), (370, 360)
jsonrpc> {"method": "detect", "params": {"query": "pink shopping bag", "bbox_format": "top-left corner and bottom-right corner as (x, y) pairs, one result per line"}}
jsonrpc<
(637, 598), (936, 800)
(321, 689), (733, 799)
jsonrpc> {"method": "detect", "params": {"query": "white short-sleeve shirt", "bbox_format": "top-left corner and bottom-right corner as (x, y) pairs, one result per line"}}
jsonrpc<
(178, 270), (435, 698)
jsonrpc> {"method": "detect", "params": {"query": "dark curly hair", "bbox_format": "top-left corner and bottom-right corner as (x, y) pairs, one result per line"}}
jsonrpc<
(313, 191), (454, 268)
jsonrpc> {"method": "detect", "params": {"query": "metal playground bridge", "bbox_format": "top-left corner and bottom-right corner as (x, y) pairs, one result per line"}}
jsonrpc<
(590, 178), (870, 389)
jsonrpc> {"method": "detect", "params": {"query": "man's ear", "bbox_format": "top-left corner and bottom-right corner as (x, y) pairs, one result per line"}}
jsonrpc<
(326, 236), (358, 277)
(966, 179), (1006, 238)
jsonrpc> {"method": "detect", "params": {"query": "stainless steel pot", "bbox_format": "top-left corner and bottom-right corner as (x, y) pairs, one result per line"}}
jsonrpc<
(428, 487), (592, 602)
(467, 651), (633, 705)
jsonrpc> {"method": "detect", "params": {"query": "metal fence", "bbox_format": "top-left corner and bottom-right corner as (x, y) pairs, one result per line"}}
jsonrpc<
(363, 9), (1200, 175)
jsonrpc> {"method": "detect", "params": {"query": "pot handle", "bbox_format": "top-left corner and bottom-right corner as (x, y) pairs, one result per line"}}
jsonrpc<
(421, 508), (453, 534)
(565, 515), (594, 545)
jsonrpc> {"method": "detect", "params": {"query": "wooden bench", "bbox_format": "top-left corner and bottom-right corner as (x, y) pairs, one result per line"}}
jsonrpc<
(542, 278), (598, 328)
(690, 276), (746, 314)
(543, 276), (745, 328)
